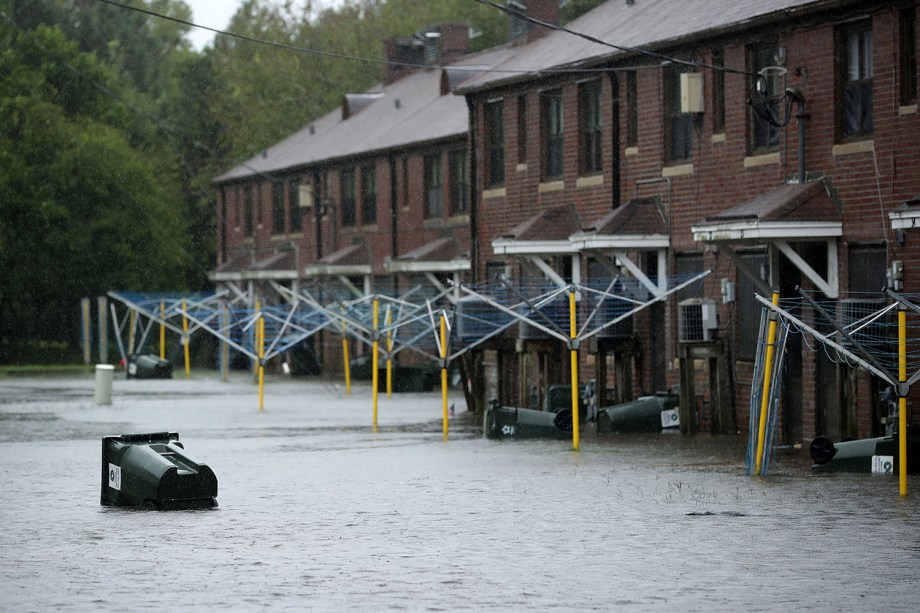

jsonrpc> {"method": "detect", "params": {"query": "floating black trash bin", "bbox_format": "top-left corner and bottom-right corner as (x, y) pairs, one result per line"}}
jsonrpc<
(544, 384), (586, 419)
(101, 432), (218, 510)
(810, 427), (920, 474)
(596, 393), (680, 434)
(484, 402), (572, 440)
(126, 353), (172, 379)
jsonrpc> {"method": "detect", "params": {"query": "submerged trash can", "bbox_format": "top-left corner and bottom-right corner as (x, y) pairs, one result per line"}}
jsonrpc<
(101, 432), (218, 510)
(484, 402), (572, 440)
(810, 427), (920, 474)
(596, 393), (680, 434)
(126, 353), (173, 379)
(94, 364), (114, 405)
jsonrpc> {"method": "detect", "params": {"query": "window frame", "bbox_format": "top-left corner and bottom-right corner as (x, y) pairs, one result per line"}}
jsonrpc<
(340, 168), (356, 227)
(448, 149), (469, 216)
(664, 67), (694, 162)
(484, 100), (505, 186)
(424, 153), (443, 219)
(272, 180), (285, 235)
(360, 164), (376, 225)
(837, 18), (874, 140)
(541, 88), (564, 179)
(578, 79), (603, 176)
(748, 42), (782, 153)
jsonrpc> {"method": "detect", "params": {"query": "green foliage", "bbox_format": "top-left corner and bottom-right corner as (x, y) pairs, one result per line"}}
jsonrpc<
(0, 24), (189, 358)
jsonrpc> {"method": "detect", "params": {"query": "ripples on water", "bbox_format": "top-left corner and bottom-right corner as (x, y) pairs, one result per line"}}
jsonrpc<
(0, 377), (917, 610)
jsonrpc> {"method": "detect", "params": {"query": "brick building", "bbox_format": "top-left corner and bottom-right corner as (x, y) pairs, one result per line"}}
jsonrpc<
(211, 24), (487, 371)
(455, 0), (919, 443)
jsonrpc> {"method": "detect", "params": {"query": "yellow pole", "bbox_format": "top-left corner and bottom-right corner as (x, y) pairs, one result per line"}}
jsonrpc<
(386, 307), (393, 398)
(341, 312), (351, 396)
(258, 310), (265, 412)
(254, 300), (261, 378)
(440, 314), (449, 441)
(81, 298), (91, 365)
(159, 301), (165, 359)
(569, 290), (580, 452)
(755, 292), (781, 476)
(898, 307), (907, 496)
(372, 299), (380, 432)
(221, 306), (229, 382)
(182, 299), (190, 379)
(128, 309), (136, 356)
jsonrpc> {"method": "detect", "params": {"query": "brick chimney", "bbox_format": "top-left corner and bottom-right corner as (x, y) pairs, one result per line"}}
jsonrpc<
(384, 23), (470, 84)
(508, 0), (560, 46)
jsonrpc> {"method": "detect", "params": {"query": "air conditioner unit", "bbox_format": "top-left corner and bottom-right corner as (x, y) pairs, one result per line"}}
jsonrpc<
(298, 184), (314, 208)
(680, 72), (704, 113)
(678, 298), (717, 342)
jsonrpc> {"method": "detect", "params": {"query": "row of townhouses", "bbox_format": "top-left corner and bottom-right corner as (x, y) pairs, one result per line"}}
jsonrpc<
(211, 0), (920, 445)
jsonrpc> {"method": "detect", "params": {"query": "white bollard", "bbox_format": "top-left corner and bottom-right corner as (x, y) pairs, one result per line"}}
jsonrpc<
(95, 364), (114, 405)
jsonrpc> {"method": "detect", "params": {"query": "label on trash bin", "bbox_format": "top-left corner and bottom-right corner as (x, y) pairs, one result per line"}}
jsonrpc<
(128, 363), (137, 375)
(660, 409), (680, 429)
(871, 455), (894, 475)
(108, 463), (122, 490)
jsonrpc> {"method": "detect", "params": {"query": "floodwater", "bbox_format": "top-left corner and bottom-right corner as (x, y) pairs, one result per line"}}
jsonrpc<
(0, 373), (917, 611)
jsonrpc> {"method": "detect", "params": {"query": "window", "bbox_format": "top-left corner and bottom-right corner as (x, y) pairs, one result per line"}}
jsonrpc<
(748, 43), (781, 151)
(485, 100), (504, 186)
(424, 154), (443, 218)
(675, 253), (704, 301)
(541, 88), (563, 179)
(243, 185), (253, 237)
(341, 168), (355, 226)
(361, 165), (376, 225)
(289, 179), (301, 233)
(255, 184), (263, 226)
(901, 8), (917, 106)
(449, 150), (468, 216)
(665, 67), (693, 161)
(849, 244), (886, 294)
(838, 19), (873, 138)
(626, 70), (638, 147)
(272, 181), (285, 234)
(579, 80), (602, 175)
(517, 95), (527, 163)
(235, 186), (242, 228)
(712, 48), (725, 133)
(737, 252), (767, 361)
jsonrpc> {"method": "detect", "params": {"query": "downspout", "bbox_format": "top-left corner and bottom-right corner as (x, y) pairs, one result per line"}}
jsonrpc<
(389, 152), (399, 293)
(466, 95), (480, 280)
(607, 70), (621, 209)
(787, 87), (808, 184)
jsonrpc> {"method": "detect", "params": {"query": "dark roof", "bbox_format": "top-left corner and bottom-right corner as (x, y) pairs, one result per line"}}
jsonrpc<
(500, 205), (581, 242)
(704, 180), (839, 224)
(456, 0), (853, 94)
(209, 248), (297, 280)
(582, 198), (667, 236)
(394, 237), (467, 262)
(214, 48), (505, 183)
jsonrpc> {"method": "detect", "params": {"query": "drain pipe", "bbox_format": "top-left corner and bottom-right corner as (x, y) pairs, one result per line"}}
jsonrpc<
(787, 87), (807, 184)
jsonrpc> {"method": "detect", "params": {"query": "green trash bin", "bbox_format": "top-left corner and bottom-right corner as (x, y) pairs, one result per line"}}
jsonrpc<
(596, 393), (680, 434)
(544, 384), (586, 418)
(810, 427), (920, 474)
(484, 402), (572, 440)
(101, 432), (218, 510)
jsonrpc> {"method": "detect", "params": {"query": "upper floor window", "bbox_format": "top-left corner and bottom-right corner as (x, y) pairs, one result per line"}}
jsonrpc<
(361, 165), (376, 225)
(626, 70), (638, 147)
(748, 43), (782, 152)
(341, 168), (355, 226)
(711, 48), (725, 134)
(272, 180), (285, 235)
(901, 8), (917, 106)
(838, 19), (873, 139)
(235, 186), (242, 229)
(243, 185), (254, 237)
(424, 154), (443, 218)
(664, 67), (693, 161)
(288, 179), (302, 233)
(448, 149), (468, 216)
(517, 95), (527, 163)
(578, 80), (602, 175)
(541, 88), (564, 179)
(485, 100), (504, 186)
